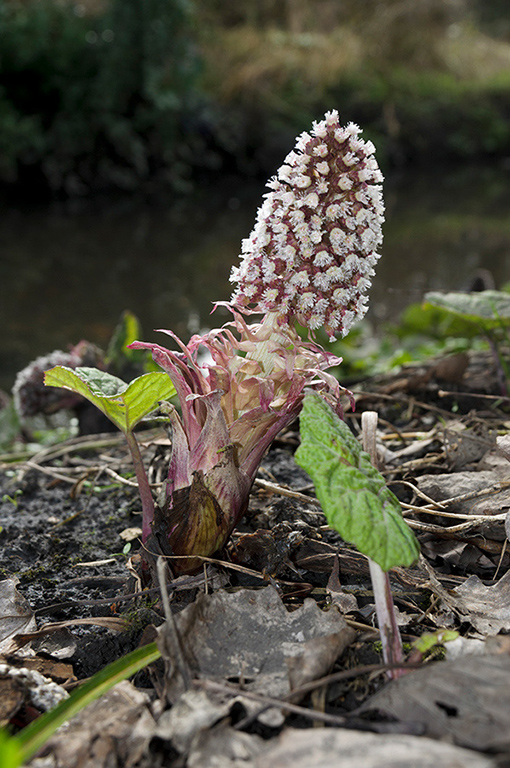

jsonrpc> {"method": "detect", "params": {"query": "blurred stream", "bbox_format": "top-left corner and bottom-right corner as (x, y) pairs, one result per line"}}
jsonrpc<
(1, 163), (509, 392)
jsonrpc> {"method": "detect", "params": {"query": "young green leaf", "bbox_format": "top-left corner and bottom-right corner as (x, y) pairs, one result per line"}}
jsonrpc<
(424, 290), (510, 330)
(44, 366), (176, 433)
(106, 310), (143, 364)
(105, 310), (159, 373)
(412, 629), (459, 655)
(295, 393), (420, 572)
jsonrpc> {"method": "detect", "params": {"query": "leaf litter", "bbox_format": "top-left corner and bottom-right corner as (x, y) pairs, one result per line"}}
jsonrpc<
(1, 348), (510, 765)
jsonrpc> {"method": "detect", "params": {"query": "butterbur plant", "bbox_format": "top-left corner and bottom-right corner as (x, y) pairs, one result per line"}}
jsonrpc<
(44, 111), (409, 585)
(130, 308), (346, 570)
(127, 110), (386, 570)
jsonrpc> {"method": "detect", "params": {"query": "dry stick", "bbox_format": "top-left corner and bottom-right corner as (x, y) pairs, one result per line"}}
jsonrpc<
(206, 661), (424, 732)
(157, 556), (191, 691)
(361, 411), (405, 679)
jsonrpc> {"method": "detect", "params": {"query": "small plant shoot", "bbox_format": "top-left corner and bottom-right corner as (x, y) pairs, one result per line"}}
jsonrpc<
(44, 366), (176, 541)
(295, 393), (419, 572)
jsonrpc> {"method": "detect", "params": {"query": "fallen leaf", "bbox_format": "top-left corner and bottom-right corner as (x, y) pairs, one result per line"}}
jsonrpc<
(38, 680), (154, 768)
(448, 571), (510, 634)
(4, 655), (74, 685)
(253, 727), (496, 768)
(154, 688), (233, 754)
(0, 675), (25, 728)
(119, 526), (143, 542)
(417, 470), (510, 518)
(188, 721), (264, 768)
(362, 654), (510, 751)
(160, 586), (355, 725)
(326, 555), (358, 614)
(0, 578), (36, 653)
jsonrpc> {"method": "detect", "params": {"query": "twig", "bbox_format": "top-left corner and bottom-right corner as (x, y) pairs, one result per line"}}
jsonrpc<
(197, 662), (422, 731)
(24, 460), (80, 484)
(195, 679), (349, 727)
(157, 557), (191, 691)
(254, 477), (323, 510)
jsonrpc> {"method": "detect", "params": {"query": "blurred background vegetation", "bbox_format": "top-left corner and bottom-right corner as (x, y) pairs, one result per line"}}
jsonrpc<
(0, 0), (509, 197)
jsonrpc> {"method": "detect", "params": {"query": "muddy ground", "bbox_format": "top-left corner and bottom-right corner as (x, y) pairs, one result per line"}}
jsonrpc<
(1, 348), (510, 767)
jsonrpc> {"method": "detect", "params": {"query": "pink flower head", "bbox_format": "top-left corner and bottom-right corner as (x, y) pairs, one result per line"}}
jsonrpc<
(230, 110), (384, 340)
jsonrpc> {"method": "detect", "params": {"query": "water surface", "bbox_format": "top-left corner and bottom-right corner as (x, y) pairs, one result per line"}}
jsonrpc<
(1, 165), (509, 391)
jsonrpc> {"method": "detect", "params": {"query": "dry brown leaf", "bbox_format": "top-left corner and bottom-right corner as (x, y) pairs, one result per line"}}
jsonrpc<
(253, 727), (496, 768)
(0, 675), (25, 728)
(418, 470), (510, 518)
(187, 721), (264, 768)
(35, 681), (154, 768)
(0, 578), (37, 653)
(449, 570), (510, 634)
(160, 585), (355, 725)
(363, 655), (510, 752)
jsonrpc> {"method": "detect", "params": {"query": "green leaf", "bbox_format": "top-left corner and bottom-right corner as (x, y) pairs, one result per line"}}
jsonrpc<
(412, 629), (459, 655)
(295, 393), (420, 572)
(106, 310), (142, 363)
(14, 642), (161, 764)
(44, 366), (176, 433)
(424, 290), (510, 330)
(105, 310), (159, 373)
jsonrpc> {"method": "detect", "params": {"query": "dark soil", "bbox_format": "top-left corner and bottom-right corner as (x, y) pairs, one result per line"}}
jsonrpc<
(1, 347), (510, 765)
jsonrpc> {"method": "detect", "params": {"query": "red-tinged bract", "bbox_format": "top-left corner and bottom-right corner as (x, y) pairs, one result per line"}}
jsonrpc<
(131, 309), (349, 571)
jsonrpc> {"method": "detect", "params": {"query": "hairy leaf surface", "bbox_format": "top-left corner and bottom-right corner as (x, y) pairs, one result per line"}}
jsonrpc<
(295, 393), (419, 571)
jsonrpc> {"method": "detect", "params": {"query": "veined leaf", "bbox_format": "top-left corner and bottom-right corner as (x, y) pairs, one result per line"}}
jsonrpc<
(44, 366), (176, 433)
(424, 290), (510, 329)
(295, 393), (419, 572)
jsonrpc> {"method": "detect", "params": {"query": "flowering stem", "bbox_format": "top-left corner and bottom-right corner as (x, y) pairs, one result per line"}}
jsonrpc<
(124, 429), (155, 543)
(244, 312), (286, 375)
(361, 411), (405, 679)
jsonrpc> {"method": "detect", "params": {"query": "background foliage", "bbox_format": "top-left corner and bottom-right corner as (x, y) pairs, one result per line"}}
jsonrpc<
(0, 0), (509, 195)
(0, 0), (201, 194)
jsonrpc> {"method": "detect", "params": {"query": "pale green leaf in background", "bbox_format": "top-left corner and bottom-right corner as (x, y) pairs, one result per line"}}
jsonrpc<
(424, 290), (510, 328)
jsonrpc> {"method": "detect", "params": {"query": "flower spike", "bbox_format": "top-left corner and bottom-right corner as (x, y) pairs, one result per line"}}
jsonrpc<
(230, 109), (384, 340)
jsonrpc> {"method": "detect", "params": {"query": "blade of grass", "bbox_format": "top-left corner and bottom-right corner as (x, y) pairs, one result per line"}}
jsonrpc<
(15, 641), (161, 764)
